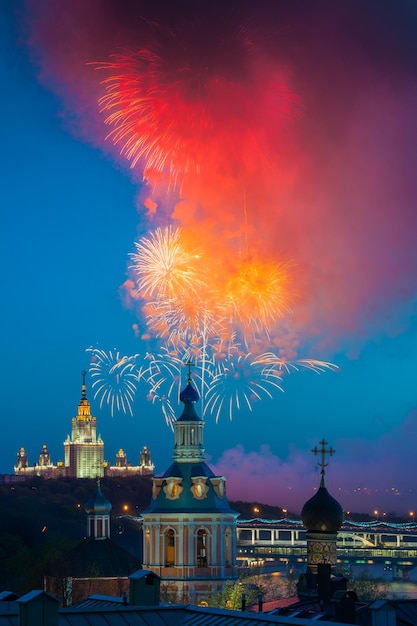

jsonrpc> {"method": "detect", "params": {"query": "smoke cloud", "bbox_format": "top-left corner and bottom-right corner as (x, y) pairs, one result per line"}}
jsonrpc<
(21, 0), (417, 357)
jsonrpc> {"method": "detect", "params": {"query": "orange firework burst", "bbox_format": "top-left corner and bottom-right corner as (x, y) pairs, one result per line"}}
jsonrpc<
(130, 226), (226, 346)
(129, 226), (206, 299)
(128, 226), (297, 347)
(142, 295), (225, 347)
(222, 256), (297, 336)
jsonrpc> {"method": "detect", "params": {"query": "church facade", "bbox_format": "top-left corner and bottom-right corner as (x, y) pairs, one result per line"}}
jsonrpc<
(141, 370), (238, 604)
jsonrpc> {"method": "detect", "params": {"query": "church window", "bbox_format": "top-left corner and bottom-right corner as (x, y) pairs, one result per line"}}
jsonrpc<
(197, 529), (208, 567)
(165, 529), (175, 566)
(225, 528), (231, 566)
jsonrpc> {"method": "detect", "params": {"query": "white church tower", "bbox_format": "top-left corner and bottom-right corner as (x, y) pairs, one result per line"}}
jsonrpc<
(141, 366), (238, 604)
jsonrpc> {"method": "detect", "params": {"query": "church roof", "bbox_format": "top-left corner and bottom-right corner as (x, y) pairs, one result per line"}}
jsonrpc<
(47, 538), (140, 578)
(143, 371), (237, 516)
(144, 461), (236, 514)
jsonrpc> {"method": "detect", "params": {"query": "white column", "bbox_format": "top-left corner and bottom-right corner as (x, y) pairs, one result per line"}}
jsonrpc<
(178, 522), (184, 565)
(188, 522), (195, 566)
(211, 521), (218, 566)
(155, 522), (161, 565)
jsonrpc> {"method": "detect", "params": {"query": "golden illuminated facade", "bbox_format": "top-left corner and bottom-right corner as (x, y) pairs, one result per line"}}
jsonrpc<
(142, 371), (238, 605)
(63, 372), (104, 478)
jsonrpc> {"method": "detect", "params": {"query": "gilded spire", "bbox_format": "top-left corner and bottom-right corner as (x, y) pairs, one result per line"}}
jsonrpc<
(311, 439), (335, 488)
(81, 370), (87, 400)
(78, 370), (91, 414)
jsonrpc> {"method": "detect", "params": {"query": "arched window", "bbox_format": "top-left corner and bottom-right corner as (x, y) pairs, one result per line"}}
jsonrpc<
(225, 528), (231, 566)
(165, 529), (175, 566)
(197, 529), (208, 567)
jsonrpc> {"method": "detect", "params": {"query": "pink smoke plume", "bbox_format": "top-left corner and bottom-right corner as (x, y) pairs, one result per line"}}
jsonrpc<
(21, 0), (417, 357)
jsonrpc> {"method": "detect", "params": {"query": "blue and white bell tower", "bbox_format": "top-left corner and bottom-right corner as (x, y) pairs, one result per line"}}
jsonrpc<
(141, 365), (238, 604)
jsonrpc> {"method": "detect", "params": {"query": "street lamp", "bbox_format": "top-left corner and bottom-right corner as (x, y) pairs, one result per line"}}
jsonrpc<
(410, 511), (415, 522)
(374, 510), (379, 521)
(282, 509), (287, 519)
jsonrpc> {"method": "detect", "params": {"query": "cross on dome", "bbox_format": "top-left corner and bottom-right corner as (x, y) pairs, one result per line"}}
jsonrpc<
(311, 438), (335, 481)
(185, 359), (194, 383)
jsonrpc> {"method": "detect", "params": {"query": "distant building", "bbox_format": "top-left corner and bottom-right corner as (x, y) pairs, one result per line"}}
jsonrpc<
(14, 372), (154, 479)
(63, 372), (105, 478)
(142, 367), (239, 605)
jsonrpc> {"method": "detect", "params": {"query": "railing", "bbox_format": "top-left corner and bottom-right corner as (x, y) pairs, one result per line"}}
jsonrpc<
(236, 518), (417, 553)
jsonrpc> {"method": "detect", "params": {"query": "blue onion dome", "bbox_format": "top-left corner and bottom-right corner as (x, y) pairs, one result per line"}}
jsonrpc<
(178, 379), (201, 421)
(84, 483), (112, 515)
(301, 479), (343, 533)
(180, 380), (199, 404)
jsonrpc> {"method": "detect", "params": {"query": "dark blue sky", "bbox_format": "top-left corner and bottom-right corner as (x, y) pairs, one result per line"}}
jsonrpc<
(2, 1), (417, 515)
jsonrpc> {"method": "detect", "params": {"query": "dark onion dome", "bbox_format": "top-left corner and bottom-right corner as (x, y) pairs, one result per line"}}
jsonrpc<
(301, 478), (343, 533)
(84, 483), (112, 515)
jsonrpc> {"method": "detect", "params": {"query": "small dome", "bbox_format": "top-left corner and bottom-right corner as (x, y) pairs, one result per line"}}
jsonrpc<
(301, 483), (343, 532)
(180, 381), (199, 404)
(85, 484), (112, 515)
(177, 380), (201, 421)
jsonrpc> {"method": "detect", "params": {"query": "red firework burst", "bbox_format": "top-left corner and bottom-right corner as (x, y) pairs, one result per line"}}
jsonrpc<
(93, 21), (298, 188)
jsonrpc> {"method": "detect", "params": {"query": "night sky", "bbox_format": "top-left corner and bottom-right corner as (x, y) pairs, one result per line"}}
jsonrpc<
(2, 0), (417, 516)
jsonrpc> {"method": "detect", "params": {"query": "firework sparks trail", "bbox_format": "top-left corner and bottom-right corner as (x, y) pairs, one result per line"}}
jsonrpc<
(24, 2), (417, 378)
(86, 342), (336, 423)
(93, 30), (298, 190)
(128, 226), (295, 345)
(129, 226), (206, 300)
(82, 13), (335, 425)
(257, 352), (339, 376)
(115, 225), (337, 422)
(89, 19), (334, 423)
(222, 257), (297, 337)
(136, 347), (205, 426)
(203, 352), (284, 423)
(87, 348), (140, 416)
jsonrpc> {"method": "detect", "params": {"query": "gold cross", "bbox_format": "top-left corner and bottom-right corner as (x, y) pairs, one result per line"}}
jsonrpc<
(312, 439), (335, 477)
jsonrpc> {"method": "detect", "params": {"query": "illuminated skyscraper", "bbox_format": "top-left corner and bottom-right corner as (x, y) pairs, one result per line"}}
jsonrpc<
(14, 372), (153, 479)
(142, 366), (238, 604)
(64, 372), (104, 478)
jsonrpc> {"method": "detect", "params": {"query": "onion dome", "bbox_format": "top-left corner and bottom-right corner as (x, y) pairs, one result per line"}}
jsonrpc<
(302, 439), (343, 533)
(177, 366), (201, 421)
(180, 380), (200, 404)
(301, 475), (343, 532)
(84, 482), (112, 515)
